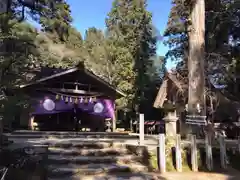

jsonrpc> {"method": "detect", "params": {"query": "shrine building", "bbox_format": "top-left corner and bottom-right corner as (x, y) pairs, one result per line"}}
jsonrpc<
(16, 62), (125, 132)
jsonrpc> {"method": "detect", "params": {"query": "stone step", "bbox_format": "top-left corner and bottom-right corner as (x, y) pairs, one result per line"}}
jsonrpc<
(7, 131), (138, 139)
(44, 138), (124, 144)
(11, 130), (132, 135)
(48, 147), (128, 156)
(47, 163), (133, 178)
(47, 154), (138, 165)
(7, 138), (137, 147)
(45, 141), (125, 149)
(5, 134), (138, 140)
(7, 137), (124, 143)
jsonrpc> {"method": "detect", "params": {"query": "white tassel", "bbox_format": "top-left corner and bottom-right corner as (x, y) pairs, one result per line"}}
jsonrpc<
(80, 97), (83, 103)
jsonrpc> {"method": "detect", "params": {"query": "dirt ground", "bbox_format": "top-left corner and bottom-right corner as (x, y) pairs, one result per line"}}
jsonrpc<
(160, 171), (240, 180)
(71, 171), (240, 180)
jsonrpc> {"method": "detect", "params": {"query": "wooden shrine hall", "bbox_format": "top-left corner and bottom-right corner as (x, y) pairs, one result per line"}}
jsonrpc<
(17, 62), (125, 132)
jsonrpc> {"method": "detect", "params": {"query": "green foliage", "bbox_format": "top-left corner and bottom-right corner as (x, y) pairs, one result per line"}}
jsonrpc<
(83, 27), (121, 85)
(39, 0), (73, 41)
(0, 0), (166, 125)
(0, 0), (74, 126)
(106, 0), (158, 110)
(0, 20), (38, 87)
(165, 0), (240, 95)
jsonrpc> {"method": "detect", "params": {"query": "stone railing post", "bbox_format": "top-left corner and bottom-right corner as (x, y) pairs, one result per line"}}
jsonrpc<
(191, 135), (198, 172)
(159, 134), (166, 173)
(175, 134), (182, 172)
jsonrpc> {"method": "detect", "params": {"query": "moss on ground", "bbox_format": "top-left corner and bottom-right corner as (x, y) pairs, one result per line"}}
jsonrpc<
(181, 148), (192, 171)
(149, 152), (158, 170)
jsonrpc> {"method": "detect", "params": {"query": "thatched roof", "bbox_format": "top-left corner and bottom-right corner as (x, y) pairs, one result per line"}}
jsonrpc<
(153, 72), (186, 108)
(153, 79), (167, 108)
(166, 72), (185, 91)
(153, 71), (240, 121)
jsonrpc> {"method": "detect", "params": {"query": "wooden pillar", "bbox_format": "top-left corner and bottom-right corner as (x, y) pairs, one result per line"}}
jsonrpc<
(219, 135), (227, 169)
(111, 101), (117, 132)
(28, 115), (35, 130)
(188, 0), (206, 129)
(0, 115), (3, 146)
(205, 134), (213, 170)
(130, 118), (133, 132)
(238, 136), (240, 154)
(112, 110), (117, 132)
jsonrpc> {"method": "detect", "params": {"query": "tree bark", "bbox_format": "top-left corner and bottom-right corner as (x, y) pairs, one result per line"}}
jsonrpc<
(188, 0), (206, 128)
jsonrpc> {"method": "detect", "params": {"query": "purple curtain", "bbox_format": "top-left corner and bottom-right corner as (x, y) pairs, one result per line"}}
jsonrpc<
(30, 94), (115, 119)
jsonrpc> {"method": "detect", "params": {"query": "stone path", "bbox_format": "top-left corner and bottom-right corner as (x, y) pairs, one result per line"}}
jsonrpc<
(5, 131), (153, 179)
(5, 131), (240, 180)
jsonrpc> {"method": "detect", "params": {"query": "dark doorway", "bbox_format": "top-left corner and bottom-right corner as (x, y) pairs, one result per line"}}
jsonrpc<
(74, 109), (105, 132)
(34, 112), (73, 131)
(34, 110), (105, 131)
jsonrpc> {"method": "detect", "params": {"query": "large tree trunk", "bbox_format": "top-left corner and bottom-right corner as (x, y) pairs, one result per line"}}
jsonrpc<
(187, 0), (206, 133)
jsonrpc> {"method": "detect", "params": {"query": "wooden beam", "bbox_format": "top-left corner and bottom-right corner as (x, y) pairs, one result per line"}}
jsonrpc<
(53, 82), (95, 86)
(36, 88), (103, 96)
(19, 67), (79, 88)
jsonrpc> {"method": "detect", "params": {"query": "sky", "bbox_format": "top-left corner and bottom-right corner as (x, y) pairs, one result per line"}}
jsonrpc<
(67, 0), (174, 69)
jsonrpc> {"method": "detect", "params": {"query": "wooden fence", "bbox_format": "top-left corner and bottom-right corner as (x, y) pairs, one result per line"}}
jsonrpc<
(136, 114), (240, 172)
(157, 134), (240, 173)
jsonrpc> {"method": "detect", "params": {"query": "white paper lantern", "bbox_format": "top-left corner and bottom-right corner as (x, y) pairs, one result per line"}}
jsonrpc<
(93, 102), (104, 113)
(43, 99), (55, 111)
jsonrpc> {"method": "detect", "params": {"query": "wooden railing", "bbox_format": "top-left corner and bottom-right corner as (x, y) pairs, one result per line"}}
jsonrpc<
(156, 134), (240, 172)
